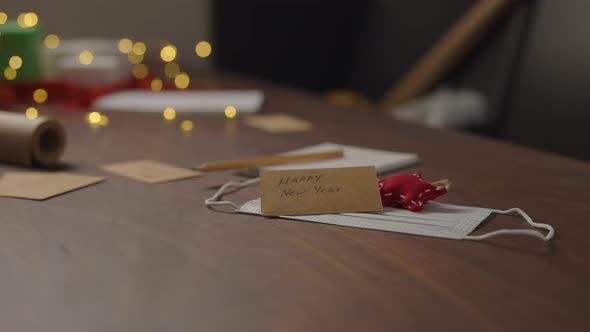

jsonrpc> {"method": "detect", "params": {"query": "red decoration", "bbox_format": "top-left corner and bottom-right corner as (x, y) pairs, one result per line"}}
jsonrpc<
(0, 76), (257, 110)
(378, 173), (448, 211)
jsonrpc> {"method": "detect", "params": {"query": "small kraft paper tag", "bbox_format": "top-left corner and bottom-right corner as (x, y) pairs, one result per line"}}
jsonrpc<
(260, 166), (383, 216)
(244, 113), (312, 133)
(0, 172), (105, 200)
(102, 160), (202, 184)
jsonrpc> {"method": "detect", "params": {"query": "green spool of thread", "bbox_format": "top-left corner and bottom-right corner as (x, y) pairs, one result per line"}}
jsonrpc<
(0, 19), (44, 82)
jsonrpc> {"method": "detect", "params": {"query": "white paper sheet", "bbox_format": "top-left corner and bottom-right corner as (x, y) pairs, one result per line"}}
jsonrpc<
(93, 90), (265, 113)
(259, 142), (419, 174)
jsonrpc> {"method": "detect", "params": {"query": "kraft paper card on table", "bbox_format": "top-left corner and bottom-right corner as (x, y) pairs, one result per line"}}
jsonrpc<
(101, 159), (202, 184)
(260, 166), (383, 216)
(244, 113), (312, 133)
(0, 172), (105, 200)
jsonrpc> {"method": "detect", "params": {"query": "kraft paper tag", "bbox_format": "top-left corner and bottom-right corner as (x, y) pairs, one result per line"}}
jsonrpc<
(0, 172), (105, 200)
(260, 166), (383, 216)
(244, 113), (312, 133)
(101, 159), (202, 184)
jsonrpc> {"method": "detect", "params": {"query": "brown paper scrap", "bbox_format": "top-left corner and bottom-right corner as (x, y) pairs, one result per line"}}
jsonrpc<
(0, 172), (105, 200)
(244, 113), (312, 133)
(102, 159), (202, 184)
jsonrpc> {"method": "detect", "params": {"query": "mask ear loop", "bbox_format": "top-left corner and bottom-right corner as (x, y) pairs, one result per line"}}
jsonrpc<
(465, 208), (555, 241)
(204, 177), (260, 211)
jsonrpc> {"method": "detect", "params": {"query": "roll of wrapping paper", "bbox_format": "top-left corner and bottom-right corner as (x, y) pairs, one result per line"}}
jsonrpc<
(0, 111), (66, 166)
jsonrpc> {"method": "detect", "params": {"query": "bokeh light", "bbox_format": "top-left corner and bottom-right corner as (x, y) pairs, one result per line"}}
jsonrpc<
(87, 111), (101, 124)
(127, 52), (144, 64)
(224, 106), (237, 119)
(181, 120), (194, 131)
(0, 12), (7, 24)
(195, 41), (212, 58)
(17, 12), (38, 28)
(23, 13), (38, 27)
(33, 89), (48, 103)
(44, 34), (60, 49)
(17, 13), (25, 27)
(99, 115), (109, 126)
(84, 112), (109, 127)
(164, 62), (180, 78)
(25, 107), (38, 120)
(79, 50), (94, 65)
(224, 117), (237, 137)
(132, 41), (147, 55)
(117, 38), (133, 54)
(174, 72), (190, 89)
(118, 38), (133, 54)
(132, 63), (149, 79)
(3, 67), (17, 80)
(160, 45), (177, 62)
(150, 78), (163, 92)
(163, 107), (176, 120)
(9, 56), (23, 69)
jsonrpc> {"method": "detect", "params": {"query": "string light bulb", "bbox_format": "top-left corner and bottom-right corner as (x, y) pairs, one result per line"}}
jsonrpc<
(132, 41), (147, 55)
(0, 12), (8, 24)
(16, 13), (26, 28)
(163, 107), (176, 120)
(99, 115), (109, 126)
(87, 111), (101, 124)
(25, 107), (38, 120)
(132, 63), (149, 79)
(79, 50), (94, 65)
(174, 72), (190, 89)
(84, 112), (109, 127)
(195, 41), (212, 58)
(118, 38), (133, 54)
(127, 52), (144, 64)
(33, 89), (48, 103)
(164, 62), (180, 78)
(23, 13), (38, 27)
(3, 67), (17, 80)
(224, 106), (237, 119)
(150, 78), (163, 92)
(17, 12), (38, 28)
(181, 120), (194, 131)
(44, 34), (60, 49)
(9, 56), (23, 69)
(160, 45), (177, 62)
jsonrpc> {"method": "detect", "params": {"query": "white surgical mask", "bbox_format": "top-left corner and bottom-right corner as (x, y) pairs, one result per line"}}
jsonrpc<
(205, 178), (555, 241)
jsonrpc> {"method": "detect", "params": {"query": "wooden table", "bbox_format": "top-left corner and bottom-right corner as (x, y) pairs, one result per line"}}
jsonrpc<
(1, 83), (589, 331)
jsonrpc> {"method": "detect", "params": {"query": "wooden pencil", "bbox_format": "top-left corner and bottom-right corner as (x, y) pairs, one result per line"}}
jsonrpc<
(196, 150), (344, 172)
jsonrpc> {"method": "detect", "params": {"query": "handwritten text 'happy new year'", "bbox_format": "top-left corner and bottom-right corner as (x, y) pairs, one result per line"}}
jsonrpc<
(277, 175), (342, 198)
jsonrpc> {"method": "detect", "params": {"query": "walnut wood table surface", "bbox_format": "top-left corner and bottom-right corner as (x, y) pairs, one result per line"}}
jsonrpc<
(1, 83), (589, 331)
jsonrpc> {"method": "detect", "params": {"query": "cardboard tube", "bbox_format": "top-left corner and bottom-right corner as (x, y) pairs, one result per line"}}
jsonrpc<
(0, 111), (66, 167)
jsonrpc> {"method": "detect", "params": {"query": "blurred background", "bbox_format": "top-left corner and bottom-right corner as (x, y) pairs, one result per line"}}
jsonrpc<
(1, 0), (589, 160)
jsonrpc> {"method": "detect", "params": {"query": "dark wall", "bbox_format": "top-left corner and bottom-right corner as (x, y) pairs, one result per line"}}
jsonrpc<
(214, 1), (590, 161)
(501, 0), (590, 160)
(349, 0), (472, 100)
(214, 0), (528, 105)
(348, 0), (533, 137)
(214, 0), (368, 91)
